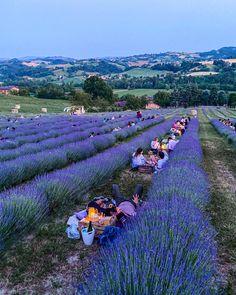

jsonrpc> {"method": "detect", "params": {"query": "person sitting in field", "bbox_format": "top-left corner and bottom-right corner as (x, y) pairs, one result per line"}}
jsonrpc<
(179, 122), (185, 135)
(131, 148), (147, 169)
(167, 136), (179, 152)
(113, 127), (121, 132)
(155, 151), (168, 171)
(150, 137), (160, 155)
(137, 111), (142, 120)
(147, 150), (158, 166)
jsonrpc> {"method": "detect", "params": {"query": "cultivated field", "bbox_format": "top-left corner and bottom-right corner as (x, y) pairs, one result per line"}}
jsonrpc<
(0, 106), (235, 294)
(114, 88), (169, 97)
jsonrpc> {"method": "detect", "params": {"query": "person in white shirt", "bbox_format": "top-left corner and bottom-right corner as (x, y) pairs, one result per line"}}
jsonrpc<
(156, 151), (168, 170)
(131, 148), (147, 169)
(150, 137), (160, 155)
(167, 136), (179, 152)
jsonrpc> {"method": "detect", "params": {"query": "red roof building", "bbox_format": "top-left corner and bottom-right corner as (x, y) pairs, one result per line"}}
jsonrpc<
(0, 86), (19, 95)
(146, 101), (160, 109)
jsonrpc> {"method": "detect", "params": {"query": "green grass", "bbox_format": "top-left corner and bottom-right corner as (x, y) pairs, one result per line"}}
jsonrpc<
(121, 68), (168, 77)
(199, 110), (236, 293)
(0, 94), (71, 115)
(114, 88), (169, 98)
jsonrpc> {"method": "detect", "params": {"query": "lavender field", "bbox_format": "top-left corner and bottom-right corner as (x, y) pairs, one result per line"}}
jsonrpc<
(0, 108), (235, 294)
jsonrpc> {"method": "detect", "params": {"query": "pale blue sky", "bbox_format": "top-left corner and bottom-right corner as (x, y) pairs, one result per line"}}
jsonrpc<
(0, 0), (235, 58)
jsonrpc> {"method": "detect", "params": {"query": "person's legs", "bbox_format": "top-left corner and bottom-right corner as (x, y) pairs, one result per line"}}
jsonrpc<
(133, 184), (143, 198)
(112, 184), (126, 205)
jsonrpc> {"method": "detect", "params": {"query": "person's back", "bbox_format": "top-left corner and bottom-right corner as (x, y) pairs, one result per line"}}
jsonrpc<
(157, 151), (168, 169)
(131, 148), (146, 168)
(132, 153), (146, 168)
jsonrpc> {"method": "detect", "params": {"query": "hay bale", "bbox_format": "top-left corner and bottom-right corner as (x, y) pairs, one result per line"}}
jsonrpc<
(41, 108), (47, 113)
(15, 104), (21, 109)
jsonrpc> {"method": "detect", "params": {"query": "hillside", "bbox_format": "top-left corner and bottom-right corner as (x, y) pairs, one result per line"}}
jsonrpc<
(0, 47), (236, 85)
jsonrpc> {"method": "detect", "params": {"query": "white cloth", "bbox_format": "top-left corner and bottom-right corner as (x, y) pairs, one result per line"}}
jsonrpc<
(67, 215), (79, 226)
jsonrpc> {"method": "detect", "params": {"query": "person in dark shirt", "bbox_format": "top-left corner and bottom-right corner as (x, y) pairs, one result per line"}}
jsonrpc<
(87, 196), (115, 216)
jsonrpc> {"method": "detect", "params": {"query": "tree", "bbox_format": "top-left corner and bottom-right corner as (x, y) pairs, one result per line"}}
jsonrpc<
(69, 90), (91, 108)
(153, 91), (171, 107)
(228, 93), (236, 107)
(217, 91), (227, 105)
(19, 88), (30, 96)
(37, 83), (65, 99)
(83, 76), (113, 101)
(209, 87), (218, 105)
(121, 94), (147, 110)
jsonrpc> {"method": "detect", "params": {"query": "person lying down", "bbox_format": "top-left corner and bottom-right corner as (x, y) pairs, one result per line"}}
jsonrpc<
(85, 184), (144, 226)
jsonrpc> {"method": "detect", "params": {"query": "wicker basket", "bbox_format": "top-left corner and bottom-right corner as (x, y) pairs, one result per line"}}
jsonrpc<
(79, 216), (117, 237)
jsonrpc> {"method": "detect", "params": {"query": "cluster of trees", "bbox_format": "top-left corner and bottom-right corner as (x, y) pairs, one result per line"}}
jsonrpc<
(151, 61), (206, 73)
(153, 86), (233, 107)
(108, 67), (236, 91)
(8, 74), (236, 110)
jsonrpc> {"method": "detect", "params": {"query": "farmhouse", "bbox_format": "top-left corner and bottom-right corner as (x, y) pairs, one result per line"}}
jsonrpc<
(0, 86), (19, 95)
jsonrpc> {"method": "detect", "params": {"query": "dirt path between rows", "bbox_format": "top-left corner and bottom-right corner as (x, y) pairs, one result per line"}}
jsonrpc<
(199, 112), (236, 294)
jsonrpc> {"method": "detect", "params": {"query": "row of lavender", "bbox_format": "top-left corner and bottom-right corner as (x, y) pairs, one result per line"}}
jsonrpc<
(0, 113), (159, 161)
(202, 107), (236, 148)
(210, 119), (236, 148)
(0, 118), (175, 253)
(0, 115), (131, 149)
(0, 109), (174, 150)
(78, 118), (219, 294)
(0, 116), (165, 191)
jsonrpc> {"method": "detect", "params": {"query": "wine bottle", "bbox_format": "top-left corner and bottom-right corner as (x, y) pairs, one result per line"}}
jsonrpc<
(87, 221), (93, 233)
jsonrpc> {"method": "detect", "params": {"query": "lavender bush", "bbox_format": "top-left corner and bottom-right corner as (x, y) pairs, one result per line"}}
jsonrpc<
(211, 118), (236, 148)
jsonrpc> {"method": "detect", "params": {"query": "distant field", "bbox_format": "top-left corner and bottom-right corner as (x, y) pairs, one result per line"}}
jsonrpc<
(0, 94), (71, 115)
(187, 71), (219, 77)
(121, 68), (166, 77)
(113, 88), (169, 97)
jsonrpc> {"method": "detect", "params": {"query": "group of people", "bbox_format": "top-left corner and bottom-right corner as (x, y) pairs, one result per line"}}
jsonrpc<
(170, 117), (190, 136)
(131, 117), (190, 172)
(219, 118), (236, 131)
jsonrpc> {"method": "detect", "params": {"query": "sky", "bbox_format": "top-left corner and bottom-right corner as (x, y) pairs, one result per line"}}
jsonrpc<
(0, 0), (235, 59)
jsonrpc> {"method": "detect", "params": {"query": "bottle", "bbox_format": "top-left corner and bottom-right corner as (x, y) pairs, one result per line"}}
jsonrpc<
(87, 221), (93, 233)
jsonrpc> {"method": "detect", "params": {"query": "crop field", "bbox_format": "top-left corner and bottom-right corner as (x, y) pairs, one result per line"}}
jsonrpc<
(114, 88), (169, 97)
(0, 107), (235, 294)
(120, 68), (168, 77)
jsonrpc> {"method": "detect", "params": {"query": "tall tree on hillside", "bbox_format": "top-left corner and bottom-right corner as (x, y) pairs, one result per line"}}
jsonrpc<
(69, 90), (91, 108)
(228, 93), (236, 107)
(83, 76), (113, 101)
(153, 91), (171, 107)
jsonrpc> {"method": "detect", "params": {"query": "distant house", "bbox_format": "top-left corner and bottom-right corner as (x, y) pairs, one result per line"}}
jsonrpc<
(114, 101), (127, 108)
(0, 86), (19, 95)
(146, 101), (160, 109)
